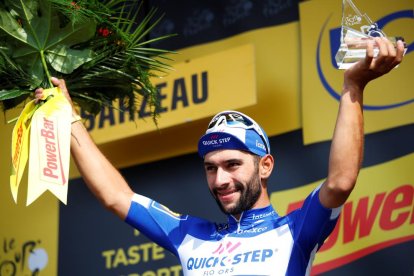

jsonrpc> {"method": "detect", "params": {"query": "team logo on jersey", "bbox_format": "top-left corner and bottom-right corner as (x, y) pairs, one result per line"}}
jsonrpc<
(186, 240), (275, 274)
(212, 241), (241, 254)
(251, 210), (275, 220)
(217, 223), (230, 231)
(152, 201), (186, 219)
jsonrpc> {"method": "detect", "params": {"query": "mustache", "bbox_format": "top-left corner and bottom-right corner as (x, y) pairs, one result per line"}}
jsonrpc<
(213, 182), (244, 196)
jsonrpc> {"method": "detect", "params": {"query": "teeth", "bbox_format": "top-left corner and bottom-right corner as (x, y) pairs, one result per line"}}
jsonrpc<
(219, 190), (235, 196)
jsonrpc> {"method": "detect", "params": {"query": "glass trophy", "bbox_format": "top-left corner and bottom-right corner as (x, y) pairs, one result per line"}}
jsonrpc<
(335, 0), (407, 69)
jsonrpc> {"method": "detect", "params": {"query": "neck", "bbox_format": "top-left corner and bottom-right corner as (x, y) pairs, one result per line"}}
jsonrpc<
(232, 198), (271, 221)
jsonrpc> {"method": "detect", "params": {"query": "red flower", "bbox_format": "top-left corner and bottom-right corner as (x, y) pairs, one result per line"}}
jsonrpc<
(98, 27), (112, 37)
(70, 1), (80, 10)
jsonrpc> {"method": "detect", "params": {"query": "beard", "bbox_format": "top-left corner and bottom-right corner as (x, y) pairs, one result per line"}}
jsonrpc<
(213, 172), (262, 216)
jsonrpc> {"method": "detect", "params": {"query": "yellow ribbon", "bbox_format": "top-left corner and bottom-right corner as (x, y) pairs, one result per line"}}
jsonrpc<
(10, 87), (72, 205)
(10, 100), (36, 203)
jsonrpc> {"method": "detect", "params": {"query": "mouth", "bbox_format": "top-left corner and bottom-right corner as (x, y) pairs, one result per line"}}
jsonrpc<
(216, 189), (239, 202)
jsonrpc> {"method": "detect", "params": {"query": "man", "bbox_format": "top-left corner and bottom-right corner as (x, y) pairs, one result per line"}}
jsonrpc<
(36, 37), (405, 275)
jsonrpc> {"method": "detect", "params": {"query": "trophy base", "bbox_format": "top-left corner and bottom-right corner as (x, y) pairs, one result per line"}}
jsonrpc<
(335, 36), (406, 69)
(336, 47), (379, 69)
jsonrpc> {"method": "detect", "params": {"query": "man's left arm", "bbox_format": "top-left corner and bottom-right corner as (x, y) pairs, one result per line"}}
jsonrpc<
(319, 37), (405, 208)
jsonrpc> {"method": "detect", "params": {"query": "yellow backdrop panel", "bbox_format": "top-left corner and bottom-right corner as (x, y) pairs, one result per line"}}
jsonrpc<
(84, 22), (302, 171)
(88, 44), (258, 144)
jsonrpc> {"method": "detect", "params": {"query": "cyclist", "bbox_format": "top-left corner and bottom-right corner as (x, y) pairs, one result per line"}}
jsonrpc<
(36, 37), (405, 275)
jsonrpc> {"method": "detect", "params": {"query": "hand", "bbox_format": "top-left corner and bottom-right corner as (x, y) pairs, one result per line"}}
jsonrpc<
(35, 77), (73, 103)
(344, 37), (405, 91)
(35, 77), (79, 116)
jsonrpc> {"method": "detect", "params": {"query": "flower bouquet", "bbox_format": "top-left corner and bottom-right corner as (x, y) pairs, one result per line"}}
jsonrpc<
(0, 0), (175, 205)
(0, 0), (174, 116)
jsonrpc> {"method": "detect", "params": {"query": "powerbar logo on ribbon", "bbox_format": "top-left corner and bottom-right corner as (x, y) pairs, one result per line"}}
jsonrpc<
(37, 116), (65, 183)
(10, 100), (36, 203)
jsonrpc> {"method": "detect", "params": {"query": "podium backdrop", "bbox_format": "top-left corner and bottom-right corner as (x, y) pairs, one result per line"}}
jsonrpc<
(0, 0), (412, 275)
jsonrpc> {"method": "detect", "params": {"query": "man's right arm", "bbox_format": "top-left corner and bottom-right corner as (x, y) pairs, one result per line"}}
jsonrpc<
(41, 78), (134, 219)
(70, 119), (134, 219)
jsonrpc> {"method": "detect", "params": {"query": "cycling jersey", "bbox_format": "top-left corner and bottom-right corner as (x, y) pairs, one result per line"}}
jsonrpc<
(125, 186), (341, 276)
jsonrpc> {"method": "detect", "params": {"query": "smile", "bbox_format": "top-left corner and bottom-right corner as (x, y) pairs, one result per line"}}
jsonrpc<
(217, 189), (239, 202)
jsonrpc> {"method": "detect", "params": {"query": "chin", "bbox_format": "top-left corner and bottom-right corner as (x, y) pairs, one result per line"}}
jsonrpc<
(222, 203), (242, 216)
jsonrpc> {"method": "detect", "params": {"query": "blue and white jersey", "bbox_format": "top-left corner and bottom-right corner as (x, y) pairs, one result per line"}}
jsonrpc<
(125, 187), (341, 276)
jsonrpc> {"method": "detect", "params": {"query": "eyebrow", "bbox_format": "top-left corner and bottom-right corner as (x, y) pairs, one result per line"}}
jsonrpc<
(204, 158), (243, 166)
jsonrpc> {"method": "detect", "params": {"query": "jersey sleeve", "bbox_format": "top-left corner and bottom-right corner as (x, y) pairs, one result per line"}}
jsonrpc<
(124, 193), (216, 257)
(289, 185), (342, 255)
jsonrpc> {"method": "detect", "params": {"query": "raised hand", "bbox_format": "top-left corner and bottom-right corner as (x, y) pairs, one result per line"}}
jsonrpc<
(344, 37), (405, 91)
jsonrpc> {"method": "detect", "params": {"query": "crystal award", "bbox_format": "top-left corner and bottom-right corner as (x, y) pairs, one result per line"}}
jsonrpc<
(335, 0), (407, 69)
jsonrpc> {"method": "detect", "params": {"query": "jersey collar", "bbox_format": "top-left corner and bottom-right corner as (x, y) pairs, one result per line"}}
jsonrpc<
(227, 205), (279, 226)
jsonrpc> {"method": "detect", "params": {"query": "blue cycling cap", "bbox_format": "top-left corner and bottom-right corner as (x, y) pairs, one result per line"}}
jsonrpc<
(198, 111), (270, 158)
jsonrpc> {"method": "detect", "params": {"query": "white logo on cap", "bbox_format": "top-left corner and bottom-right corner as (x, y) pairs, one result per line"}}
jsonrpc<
(203, 137), (232, 146)
(256, 140), (265, 151)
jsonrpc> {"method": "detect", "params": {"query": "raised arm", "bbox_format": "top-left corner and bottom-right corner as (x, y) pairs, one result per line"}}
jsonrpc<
(36, 78), (134, 219)
(319, 37), (405, 208)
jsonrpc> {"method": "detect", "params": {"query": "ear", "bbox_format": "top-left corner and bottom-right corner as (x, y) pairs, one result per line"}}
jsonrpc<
(259, 154), (274, 179)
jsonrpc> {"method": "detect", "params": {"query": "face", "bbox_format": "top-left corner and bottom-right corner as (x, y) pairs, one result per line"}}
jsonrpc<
(204, 149), (262, 216)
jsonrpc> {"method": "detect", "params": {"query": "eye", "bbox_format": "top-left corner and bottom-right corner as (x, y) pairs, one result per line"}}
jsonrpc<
(205, 165), (217, 172)
(227, 161), (241, 169)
